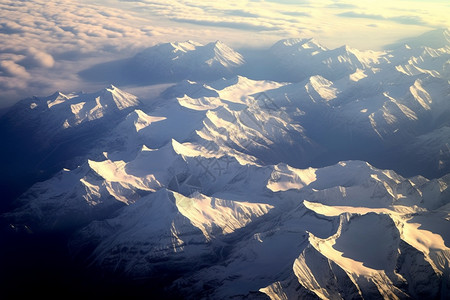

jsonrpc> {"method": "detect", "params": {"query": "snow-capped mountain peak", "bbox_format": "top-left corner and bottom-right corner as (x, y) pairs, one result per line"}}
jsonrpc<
(168, 40), (203, 53)
(271, 37), (327, 54)
(0, 85), (141, 151)
(202, 40), (245, 68)
(132, 40), (244, 80)
(97, 84), (140, 111)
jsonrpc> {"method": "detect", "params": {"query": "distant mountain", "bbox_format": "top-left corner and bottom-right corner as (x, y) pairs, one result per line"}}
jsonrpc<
(386, 28), (450, 50)
(80, 40), (245, 85)
(80, 29), (450, 86)
(132, 40), (245, 79)
(263, 37), (389, 81)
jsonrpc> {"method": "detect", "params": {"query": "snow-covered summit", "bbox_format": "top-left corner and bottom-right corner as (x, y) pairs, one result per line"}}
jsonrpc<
(266, 37), (389, 82)
(132, 40), (244, 80)
(5, 84), (140, 130)
(270, 37), (327, 56)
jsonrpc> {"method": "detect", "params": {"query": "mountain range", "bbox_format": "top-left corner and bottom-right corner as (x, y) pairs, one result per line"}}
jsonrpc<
(1, 28), (449, 299)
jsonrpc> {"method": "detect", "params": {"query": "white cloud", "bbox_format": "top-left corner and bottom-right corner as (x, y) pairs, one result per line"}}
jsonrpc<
(22, 48), (55, 68)
(0, 60), (30, 78)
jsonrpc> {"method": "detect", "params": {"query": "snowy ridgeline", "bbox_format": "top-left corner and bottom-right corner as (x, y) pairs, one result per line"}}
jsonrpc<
(1, 29), (450, 299)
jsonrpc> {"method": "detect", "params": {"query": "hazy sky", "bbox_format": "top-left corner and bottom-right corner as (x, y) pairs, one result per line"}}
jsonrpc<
(0, 0), (448, 108)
